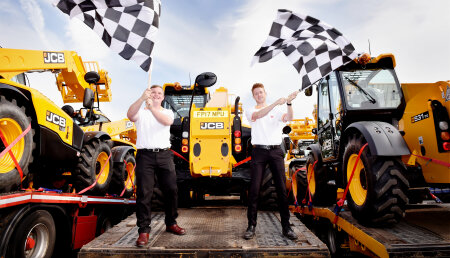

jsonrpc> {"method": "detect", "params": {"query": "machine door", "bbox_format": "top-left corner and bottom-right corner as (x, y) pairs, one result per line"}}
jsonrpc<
(317, 72), (341, 159)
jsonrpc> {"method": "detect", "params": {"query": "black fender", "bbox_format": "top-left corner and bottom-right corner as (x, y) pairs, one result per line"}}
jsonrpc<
(83, 131), (111, 144)
(0, 83), (30, 101)
(288, 157), (307, 169)
(111, 146), (135, 163)
(307, 143), (323, 164)
(345, 121), (410, 156)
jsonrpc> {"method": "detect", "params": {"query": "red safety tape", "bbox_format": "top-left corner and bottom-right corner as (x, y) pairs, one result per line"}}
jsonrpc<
(412, 154), (450, 168)
(233, 156), (252, 168)
(171, 149), (188, 162)
(0, 123), (32, 186)
(333, 143), (368, 224)
(301, 160), (317, 217)
(120, 160), (136, 197)
(290, 167), (303, 207)
(78, 152), (112, 195)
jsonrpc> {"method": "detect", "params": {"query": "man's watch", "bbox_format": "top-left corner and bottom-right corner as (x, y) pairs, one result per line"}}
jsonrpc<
(286, 102), (292, 106)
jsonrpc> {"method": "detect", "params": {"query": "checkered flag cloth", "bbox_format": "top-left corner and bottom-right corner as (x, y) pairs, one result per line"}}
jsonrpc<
(54, 0), (161, 72)
(252, 9), (360, 90)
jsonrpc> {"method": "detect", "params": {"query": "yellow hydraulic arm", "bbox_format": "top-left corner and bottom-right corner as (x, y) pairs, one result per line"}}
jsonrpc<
(0, 48), (111, 103)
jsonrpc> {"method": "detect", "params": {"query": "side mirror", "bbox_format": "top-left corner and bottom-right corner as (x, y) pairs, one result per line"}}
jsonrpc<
(83, 88), (95, 108)
(84, 71), (100, 85)
(282, 125), (292, 135)
(311, 128), (317, 135)
(304, 86), (313, 96)
(195, 72), (217, 88)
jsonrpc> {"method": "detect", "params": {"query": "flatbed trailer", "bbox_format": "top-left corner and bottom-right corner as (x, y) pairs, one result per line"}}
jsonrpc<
(292, 203), (450, 257)
(79, 206), (330, 257)
(0, 190), (135, 257)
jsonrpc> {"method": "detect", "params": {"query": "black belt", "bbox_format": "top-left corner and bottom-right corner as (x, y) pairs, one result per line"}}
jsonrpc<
(253, 144), (281, 150)
(139, 148), (170, 152)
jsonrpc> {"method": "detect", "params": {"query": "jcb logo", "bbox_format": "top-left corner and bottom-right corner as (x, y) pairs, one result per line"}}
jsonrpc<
(46, 111), (66, 128)
(200, 122), (224, 130)
(43, 52), (65, 63)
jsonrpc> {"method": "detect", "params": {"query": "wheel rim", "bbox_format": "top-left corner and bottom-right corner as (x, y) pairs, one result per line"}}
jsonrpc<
(23, 223), (49, 258)
(347, 154), (367, 206)
(0, 118), (25, 174)
(96, 151), (110, 184)
(307, 163), (316, 195)
(125, 161), (135, 190)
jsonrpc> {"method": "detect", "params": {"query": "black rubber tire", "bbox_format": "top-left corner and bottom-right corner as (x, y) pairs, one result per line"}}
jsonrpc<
(258, 167), (277, 210)
(293, 163), (308, 205)
(0, 96), (35, 192)
(177, 184), (193, 208)
(343, 134), (409, 227)
(96, 213), (112, 236)
(75, 139), (113, 195)
(300, 154), (336, 206)
(7, 210), (56, 258)
(109, 152), (136, 197)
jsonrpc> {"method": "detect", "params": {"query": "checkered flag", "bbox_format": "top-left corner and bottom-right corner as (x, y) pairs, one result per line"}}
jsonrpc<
(252, 9), (360, 90)
(54, 0), (161, 72)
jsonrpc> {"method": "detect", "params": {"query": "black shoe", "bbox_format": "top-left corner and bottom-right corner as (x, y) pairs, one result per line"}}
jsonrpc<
(243, 225), (256, 240)
(282, 227), (298, 240)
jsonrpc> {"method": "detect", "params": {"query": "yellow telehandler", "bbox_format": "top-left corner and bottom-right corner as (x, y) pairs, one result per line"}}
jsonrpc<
(0, 48), (135, 196)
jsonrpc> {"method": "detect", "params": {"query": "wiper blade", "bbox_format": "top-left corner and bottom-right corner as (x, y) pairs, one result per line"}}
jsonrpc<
(162, 99), (183, 118)
(344, 76), (376, 104)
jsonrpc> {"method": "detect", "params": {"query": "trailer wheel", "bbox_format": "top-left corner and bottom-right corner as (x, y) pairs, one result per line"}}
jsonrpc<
(7, 210), (56, 258)
(96, 213), (112, 236)
(300, 154), (336, 206)
(258, 167), (277, 210)
(75, 139), (113, 195)
(110, 152), (135, 197)
(343, 134), (409, 226)
(0, 96), (35, 192)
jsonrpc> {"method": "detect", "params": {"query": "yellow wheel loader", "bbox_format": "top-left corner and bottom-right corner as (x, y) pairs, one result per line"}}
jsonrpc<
(298, 53), (449, 226)
(399, 81), (450, 203)
(161, 73), (277, 209)
(0, 48), (134, 196)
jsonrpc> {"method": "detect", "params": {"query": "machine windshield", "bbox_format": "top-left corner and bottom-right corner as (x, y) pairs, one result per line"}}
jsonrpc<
(163, 93), (207, 118)
(340, 69), (402, 110)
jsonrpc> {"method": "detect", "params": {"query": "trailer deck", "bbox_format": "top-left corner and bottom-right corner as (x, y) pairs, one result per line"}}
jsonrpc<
(79, 206), (329, 257)
(294, 203), (450, 257)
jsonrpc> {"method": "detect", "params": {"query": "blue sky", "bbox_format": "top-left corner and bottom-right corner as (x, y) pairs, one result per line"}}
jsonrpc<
(1, 0), (449, 121)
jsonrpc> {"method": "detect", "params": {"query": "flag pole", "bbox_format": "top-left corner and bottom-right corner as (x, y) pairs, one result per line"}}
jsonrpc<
(147, 65), (153, 89)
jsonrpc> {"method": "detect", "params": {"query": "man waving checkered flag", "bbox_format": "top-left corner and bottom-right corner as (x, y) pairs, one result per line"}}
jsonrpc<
(54, 0), (161, 72)
(252, 9), (360, 90)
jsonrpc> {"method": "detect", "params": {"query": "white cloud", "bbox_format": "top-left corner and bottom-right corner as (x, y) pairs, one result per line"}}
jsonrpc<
(19, 0), (54, 49)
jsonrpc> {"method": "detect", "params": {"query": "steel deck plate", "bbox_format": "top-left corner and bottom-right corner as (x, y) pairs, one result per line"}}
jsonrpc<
(79, 207), (329, 257)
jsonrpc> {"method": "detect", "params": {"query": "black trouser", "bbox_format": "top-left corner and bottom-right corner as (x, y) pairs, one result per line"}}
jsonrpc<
(136, 149), (178, 234)
(247, 147), (291, 229)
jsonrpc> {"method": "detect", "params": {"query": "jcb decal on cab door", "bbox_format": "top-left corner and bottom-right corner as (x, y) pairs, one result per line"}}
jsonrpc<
(46, 111), (66, 131)
(43, 52), (65, 63)
(200, 122), (224, 130)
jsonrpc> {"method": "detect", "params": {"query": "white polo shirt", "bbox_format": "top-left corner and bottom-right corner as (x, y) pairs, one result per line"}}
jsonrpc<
(135, 107), (174, 149)
(245, 105), (286, 145)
